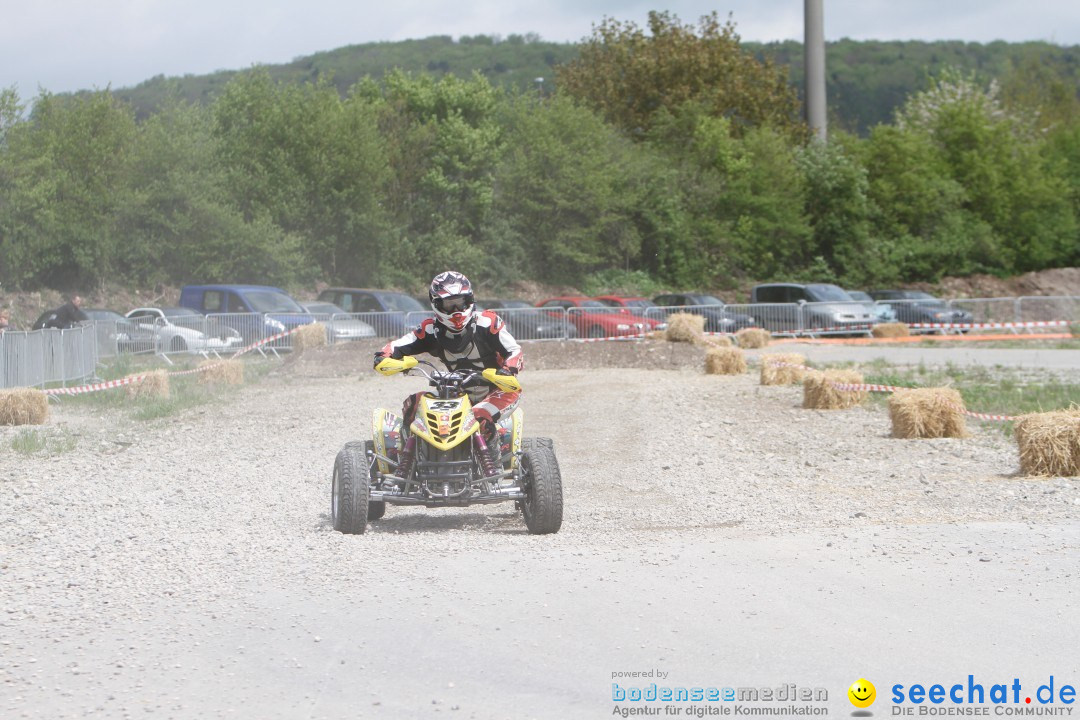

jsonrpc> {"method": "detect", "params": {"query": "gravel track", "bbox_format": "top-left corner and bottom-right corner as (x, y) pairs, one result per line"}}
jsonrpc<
(1, 342), (1078, 718)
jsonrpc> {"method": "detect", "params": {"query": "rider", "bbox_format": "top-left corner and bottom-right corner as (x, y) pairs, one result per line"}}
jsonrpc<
(374, 271), (523, 472)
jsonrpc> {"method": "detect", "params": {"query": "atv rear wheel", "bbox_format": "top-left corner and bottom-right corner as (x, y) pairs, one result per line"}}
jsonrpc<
(520, 445), (563, 534)
(332, 443), (370, 534)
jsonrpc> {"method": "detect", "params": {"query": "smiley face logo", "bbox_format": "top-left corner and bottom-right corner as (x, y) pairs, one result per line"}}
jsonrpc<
(848, 679), (876, 708)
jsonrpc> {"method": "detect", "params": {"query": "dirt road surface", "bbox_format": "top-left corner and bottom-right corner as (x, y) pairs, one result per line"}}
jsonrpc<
(2, 341), (1078, 718)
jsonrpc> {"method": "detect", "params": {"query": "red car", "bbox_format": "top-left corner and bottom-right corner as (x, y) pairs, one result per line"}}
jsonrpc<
(536, 296), (662, 338)
(593, 295), (664, 319)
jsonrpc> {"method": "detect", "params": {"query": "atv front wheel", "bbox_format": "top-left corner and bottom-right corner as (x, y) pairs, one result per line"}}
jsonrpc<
(332, 443), (370, 534)
(520, 445), (563, 534)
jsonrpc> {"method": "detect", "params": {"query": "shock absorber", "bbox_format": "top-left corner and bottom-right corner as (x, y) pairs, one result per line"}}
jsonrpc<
(474, 433), (499, 478)
(397, 435), (417, 482)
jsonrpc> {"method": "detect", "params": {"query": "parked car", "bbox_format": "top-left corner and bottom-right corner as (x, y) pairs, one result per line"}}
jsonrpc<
(179, 284), (315, 345)
(316, 288), (429, 337)
(749, 283), (875, 333)
(651, 293), (756, 332)
(298, 301), (377, 342)
(83, 308), (156, 353)
(124, 307), (243, 354)
(536, 296), (658, 338)
(481, 299), (578, 340)
(867, 290), (974, 328)
(592, 295), (668, 329)
(847, 290), (898, 324)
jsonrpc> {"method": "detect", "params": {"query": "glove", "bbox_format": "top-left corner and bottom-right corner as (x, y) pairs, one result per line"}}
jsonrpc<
(374, 352), (400, 369)
(495, 366), (517, 377)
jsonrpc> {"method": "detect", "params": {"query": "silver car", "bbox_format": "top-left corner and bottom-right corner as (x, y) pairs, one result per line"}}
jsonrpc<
(300, 302), (377, 342)
(125, 307), (244, 354)
(848, 290), (898, 323)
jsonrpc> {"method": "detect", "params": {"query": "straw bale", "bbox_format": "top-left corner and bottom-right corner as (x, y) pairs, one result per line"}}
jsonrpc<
(760, 353), (807, 386)
(802, 369), (867, 410)
(1014, 408), (1080, 477)
(644, 330), (667, 341)
(872, 322), (910, 338)
(127, 370), (170, 400)
(198, 359), (244, 385)
(735, 327), (771, 349)
(704, 347), (746, 375)
(701, 334), (733, 348)
(888, 387), (968, 439)
(292, 322), (327, 352)
(665, 313), (706, 343)
(0, 388), (49, 425)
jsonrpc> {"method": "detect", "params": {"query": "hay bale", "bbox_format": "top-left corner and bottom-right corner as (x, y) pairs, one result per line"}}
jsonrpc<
(701, 334), (733, 348)
(665, 313), (705, 343)
(803, 369), (867, 410)
(644, 330), (668, 341)
(888, 387), (968, 439)
(292, 322), (327, 352)
(704, 346), (746, 375)
(198, 359), (244, 385)
(127, 370), (170, 400)
(735, 327), (771, 349)
(0, 388), (49, 425)
(1014, 409), (1080, 477)
(760, 353), (807, 386)
(872, 322), (910, 338)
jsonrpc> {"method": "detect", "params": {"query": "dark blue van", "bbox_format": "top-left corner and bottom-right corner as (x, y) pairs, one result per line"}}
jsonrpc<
(179, 284), (314, 345)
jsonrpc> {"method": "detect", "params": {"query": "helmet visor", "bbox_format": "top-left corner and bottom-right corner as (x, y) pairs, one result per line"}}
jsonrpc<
(441, 296), (472, 313)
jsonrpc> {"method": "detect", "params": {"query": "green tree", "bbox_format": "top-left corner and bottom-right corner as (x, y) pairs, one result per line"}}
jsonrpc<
(360, 71), (503, 285)
(797, 136), (874, 285)
(212, 70), (390, 284)
(491, 94), (648, 285)
(556, 11), (802, 138)
(897, 69), (1077, 273)
(0, 90), (136, 288)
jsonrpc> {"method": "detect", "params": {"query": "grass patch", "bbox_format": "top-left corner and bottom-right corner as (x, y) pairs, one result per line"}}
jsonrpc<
(58, 356), (274, 421)
(861, 362), (1080, 433)
(9, 428), (78, 455)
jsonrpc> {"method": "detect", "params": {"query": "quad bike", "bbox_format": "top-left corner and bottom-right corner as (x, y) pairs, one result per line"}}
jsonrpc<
(331, 356), (563, 535)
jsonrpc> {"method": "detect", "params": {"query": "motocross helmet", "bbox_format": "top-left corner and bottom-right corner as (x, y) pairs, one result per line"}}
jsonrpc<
(429, 271), (476, 333)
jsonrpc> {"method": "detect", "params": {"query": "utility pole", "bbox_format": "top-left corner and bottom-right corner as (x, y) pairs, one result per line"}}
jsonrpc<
(805, 0), (827, 141)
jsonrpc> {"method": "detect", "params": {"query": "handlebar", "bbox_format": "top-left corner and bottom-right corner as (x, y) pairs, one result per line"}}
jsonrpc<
(375, 356), (521, 393)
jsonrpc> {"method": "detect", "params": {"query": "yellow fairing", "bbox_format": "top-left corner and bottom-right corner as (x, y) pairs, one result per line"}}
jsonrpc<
(412, 394), (479, 451)
(372, 408), (390, 474)
(509, 408), (523, 469)
(482, 368), (522, 393)
(375, 355), (418, 376)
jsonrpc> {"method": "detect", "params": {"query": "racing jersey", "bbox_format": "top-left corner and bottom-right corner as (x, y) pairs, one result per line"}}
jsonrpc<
(377, 311), (524, 374)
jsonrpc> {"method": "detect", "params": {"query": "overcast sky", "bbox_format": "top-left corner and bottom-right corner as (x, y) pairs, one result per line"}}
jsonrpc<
(3, 1), (1079, 97)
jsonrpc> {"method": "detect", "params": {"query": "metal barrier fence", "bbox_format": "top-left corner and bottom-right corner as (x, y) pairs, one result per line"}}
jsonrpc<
(0, 326), (98, 389)
(1016, 296), (1080, 325)
(946, 298), (1018, 324)
(2, 295), (1075, 388)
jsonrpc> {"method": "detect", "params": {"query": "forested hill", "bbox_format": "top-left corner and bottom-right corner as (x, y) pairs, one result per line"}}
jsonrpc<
(110, 36), (1080, 134)
(113, 35), (579, 117)
(745, 39), (1080, 133)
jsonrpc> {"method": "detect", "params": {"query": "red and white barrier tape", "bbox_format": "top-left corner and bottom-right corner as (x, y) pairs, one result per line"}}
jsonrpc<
(233, 327), (300, 356)
(571, 333), (647, 343)
(764, 359), (1019, 422)
(43, 374), (150, 396)
(906, 320), (1069, 330)
(795, 323), (875, 334)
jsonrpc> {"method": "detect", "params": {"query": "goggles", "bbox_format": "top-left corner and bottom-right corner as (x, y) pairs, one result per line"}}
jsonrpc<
(441, 296), (472, 313)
